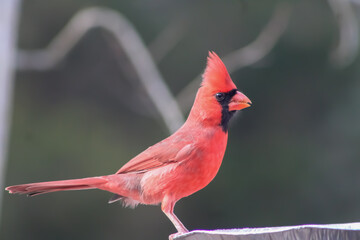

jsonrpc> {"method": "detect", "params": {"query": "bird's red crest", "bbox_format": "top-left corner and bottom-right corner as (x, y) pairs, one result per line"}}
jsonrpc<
(202, 51), (236, 92)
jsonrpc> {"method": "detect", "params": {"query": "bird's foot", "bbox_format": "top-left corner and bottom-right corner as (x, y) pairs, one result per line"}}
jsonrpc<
(169, 231), (188, 240)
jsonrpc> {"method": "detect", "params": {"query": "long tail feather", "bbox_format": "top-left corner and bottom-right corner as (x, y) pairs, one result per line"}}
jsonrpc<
(6, 177), (108, 196)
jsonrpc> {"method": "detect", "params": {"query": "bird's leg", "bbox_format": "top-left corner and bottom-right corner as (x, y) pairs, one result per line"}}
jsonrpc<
(162, 197), (188, 239)
(164, 211), (188, 233)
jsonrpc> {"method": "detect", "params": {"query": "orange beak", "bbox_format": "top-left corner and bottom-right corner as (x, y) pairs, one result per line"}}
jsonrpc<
(228, 91), (252, 111)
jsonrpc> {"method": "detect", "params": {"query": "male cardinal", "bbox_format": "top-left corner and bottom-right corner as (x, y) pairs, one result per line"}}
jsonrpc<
(6, 52), (251, 239)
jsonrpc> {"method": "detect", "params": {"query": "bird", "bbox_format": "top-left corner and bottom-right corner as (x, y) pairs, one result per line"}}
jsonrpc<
(6, 51), (251, 239)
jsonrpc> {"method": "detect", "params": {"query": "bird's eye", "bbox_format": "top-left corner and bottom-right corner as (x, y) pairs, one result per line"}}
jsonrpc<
(215, 92), (225, 101)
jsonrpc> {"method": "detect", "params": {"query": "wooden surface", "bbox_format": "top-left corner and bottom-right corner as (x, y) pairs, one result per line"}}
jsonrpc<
(175, 222), (360, 240)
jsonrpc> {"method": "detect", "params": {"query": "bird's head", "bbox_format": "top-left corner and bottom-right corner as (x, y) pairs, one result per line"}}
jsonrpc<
(188, 51), (252, 132)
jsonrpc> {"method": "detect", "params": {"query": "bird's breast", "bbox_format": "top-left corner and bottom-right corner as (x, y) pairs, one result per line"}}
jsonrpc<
(184, 129), (228, 189)
(140, 128), (228, 203)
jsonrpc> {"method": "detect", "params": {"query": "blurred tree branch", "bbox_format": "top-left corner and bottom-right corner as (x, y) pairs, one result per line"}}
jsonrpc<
(328, 0), (359, 68)
(15, 4), (293, 133)
(16, 7), (185, 133)
(0, 0), (21, 227)
(12, 2), (360, 132)
(176, 3), (292, 112)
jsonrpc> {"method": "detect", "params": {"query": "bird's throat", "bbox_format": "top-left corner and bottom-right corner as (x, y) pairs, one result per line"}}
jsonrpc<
(218, 89), (237, 132)
(220, 108), (235, 132)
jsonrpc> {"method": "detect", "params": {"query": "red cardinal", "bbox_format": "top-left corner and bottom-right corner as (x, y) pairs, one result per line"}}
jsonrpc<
(6, 52), (251, 239)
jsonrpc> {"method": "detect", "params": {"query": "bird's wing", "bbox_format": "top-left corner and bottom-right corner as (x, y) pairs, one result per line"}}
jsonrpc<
(116, 138), (195, 174)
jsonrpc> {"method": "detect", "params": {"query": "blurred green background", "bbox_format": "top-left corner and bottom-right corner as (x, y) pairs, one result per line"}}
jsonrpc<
(2, 0), (360, 239)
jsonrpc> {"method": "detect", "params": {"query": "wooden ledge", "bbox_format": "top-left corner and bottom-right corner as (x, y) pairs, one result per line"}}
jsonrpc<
(175, 222), (360, 240)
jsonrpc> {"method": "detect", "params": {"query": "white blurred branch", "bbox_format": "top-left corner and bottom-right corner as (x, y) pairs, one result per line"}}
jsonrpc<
(17, 7), (184, 133)
(328, 0), (359, 68)
(0, 0), (21, 226)
(176, 3), (292, 112)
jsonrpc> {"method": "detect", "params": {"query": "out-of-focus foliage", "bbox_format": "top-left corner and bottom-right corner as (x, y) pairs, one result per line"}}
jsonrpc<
(2, 0), (360, 239)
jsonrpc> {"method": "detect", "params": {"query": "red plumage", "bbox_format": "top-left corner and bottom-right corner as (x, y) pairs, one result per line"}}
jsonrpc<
(202, 51), (236, 92)
(6, 51), (251, 239)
